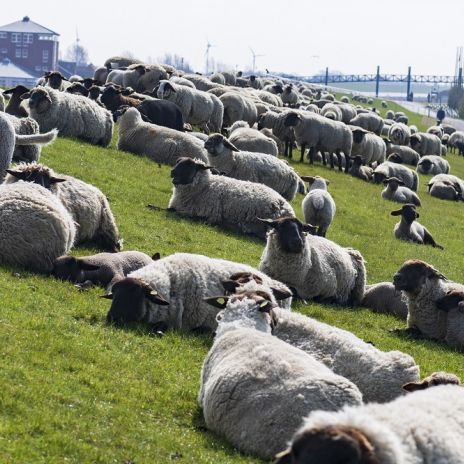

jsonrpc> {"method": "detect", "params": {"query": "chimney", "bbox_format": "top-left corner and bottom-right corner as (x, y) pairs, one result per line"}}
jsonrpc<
(22, 16), (30, 22)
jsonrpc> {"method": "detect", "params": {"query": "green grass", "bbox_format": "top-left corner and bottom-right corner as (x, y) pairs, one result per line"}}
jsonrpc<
(1, 98), (463, 463)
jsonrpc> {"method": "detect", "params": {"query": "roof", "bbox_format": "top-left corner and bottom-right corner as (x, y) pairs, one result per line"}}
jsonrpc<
(0, 58), (37, 79)
(0, 16), (59, 35)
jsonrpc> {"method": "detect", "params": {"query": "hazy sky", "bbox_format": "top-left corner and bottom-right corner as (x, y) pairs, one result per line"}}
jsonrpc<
(4, 0), (463, 76)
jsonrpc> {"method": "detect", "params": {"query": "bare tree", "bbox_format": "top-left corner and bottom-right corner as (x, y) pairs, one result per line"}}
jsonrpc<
(157, 53), (193, 73)
(65, 42), (89, 65)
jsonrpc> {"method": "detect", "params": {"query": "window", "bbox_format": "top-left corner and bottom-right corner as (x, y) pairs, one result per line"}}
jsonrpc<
(23, 33), (33, 44)
(0, 32), (7, 39)
(0, 48), (7, 54)
(42, 49), (49, 63)
(15, 48), (21, 58)
(22, 48), (28, 58)
(35, 65), (42, 71)
(39, 34), (52, 41)
(11, 33), (21, 43)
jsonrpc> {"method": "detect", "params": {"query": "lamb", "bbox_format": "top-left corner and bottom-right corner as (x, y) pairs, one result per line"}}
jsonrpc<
(0, 181), (75, 272)
(116, 107), (207, 164)
(381, 177), (421, 206)
(391, 204), (443, 249)
(199, 287), (362, 460)
(228, 122), (279, 157)
(402, 371), (461, 392)
(52, 251), (157, 291)
(362, 282), (409, 319)
(22, 87), (113, 147)
(347, 155), (373, 181)
(105, 252), (293, 329)
(388, 122), (411, 146)
(393, 260), (464, 344)
(373, 161), (418, 191)
(259, 217), (366, 305)
(350, 127), (386, 168)
(257, 110), (296, 158)
(168, 157), (295, 239)
(301, 176), (335, 237)
(284, 111), (352, 167)
(3, 113), (42, 162)
(204, 134), (304, 200)
(386, 147), (420, 166)
(410, 132), (442, 156)
(219, 91), (257, 127)
(349, 112), (384, 135)
(416, 155), (450, 175)
(157, 80), (223, 132)
(2, 85), (29, 117)
(5, 163), (121, 252)
(276, 385), (464, 464)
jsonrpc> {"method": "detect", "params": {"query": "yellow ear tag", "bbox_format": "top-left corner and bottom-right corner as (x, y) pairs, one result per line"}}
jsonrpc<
(217, 297), (226, 305)
(150, 290), (158, 296)
(259, 301), (268, 308)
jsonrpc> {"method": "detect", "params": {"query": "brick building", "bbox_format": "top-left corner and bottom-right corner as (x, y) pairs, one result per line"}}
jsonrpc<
(0, 16), (59, 76)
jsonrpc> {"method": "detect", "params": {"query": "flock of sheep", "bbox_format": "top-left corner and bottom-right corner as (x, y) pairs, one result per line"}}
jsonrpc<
(2, 56), (464, 463)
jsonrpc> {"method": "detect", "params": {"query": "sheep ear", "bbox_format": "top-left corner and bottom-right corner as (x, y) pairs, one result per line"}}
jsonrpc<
(426, 266), (447, 280)
(300, 175), (315, 183)
(222, 280), (240, 293)
(402, 380), (427, 392)
(383, 179), (389, 185)
(273, 449), (292, 464)
(223, 139), (240, 152)
(391, 209), (402, 216)
(302, 223), (317, 234)
(101, 293), (113, 299)
(204, 296), (229, 309)
(5, 169), (24, 179)
(152, 252), (161, 261)
(147, 289), (169, 306)
(398, 179), (405, 186)
(78, 260), (101, 271)
(20, 92), (31, 100)
(50, 176), (67, 184)
(257, 300), (274, 313)
(270, 287), (293, 301)
(257, 218), (278, 228)
(415, 212), (420, 218)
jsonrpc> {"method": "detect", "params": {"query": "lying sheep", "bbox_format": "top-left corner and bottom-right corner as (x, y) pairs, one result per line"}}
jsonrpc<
(373, 161), (418, 191)
(204, 134), (304, 200)
(394, 260), (464, 344)
(381, 177), (421, 206)
(257, 110), (296, 158)
(219, 92), (257, 127)
(116, 107), (207, 164)
(403, 371), (461, 392)
(168, 158), (295, 240)
(385, 109), (395, 119)
(100, 85), (142, 112)
(427, 173), (464, 201)
(228, 121), (279, 157)
(199, 287), (362, 460)
(105, 252), (292, 329)
(410, 132), (442, 156)
(386, 148), (420, 166)
(277, 385), (464, 464)
(347, 155), (373, 181)
(23, 87), (113, 147)
(157, 80), (223, 132)
(388, 122), (411, 146)
(53, 251), (157, 291)
(362, 282), (409, 319)
(350, 127), (386, 169)
(416, 155), (450, 175)
(349, 112), (384, 135)
(0, 181), (75, 272)
(391, 204), (443, 249)
(259, 217), (366, 305)
(5, 163), (121, 251)
(301, 176), (335, 237)
(2, 85), (29, 117)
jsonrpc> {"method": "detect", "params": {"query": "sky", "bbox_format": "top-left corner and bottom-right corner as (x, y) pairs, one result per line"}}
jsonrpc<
(3, 0), (464, 77)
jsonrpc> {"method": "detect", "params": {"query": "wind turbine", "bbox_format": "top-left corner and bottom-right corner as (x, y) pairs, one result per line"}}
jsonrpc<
(250, 47), (264, 73)
(205, 39), (215, 75)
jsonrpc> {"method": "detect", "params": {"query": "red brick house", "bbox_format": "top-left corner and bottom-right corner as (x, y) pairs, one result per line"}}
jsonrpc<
(0, 16), (59, 76)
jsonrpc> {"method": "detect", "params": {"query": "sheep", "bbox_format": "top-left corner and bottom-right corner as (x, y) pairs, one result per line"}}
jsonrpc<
(105, 252), (293, 329)
(5, 163), (121, 252)
(333, 102), (357, 124)
(2, 85), (29, 117)
(426, 125), (444, 139)
(263, 83), (284, 95)
(100, 85), (142, 112)
(349, 112), (384, 135)
(52, 251), (157, 291)
(182, 73), (221, 91)
(388, 122), (411, 146)
(320, 103), (342, 121)
(416, 155), (450, 175)
(3, 113), (42, 162)
(391, 204), (443, 249)
(381, 100), (388, 108)
(340, 95), (350, 103)
(276, 385), (464, 464)
(409, 124), (418, 134)
(394, 111), (409, 124)
(65, 82), (90, 97)
(386, 148), (420, 166)
(381, 177), (421, 206)
(448, 131), (464, 154)
(402, 371), (461, 392)
(362, 282), (409, 319)
(347, 155), (373, 182)
(0, 181), (75, 272)
(199, 288), (362, 460)
(257, 110), (296, 158)
(43, 71), (71, 91)
(133, 63), (168, 92)
(259, 127), (285, 154)
(393, 260), (464, 344)
(209, 72), (225, 85)
(169, 76), (195, 88)
(442, 132), (450, 146)
(259, 217), (366, 305)
(427, 173), (464, 201)
(93, 66), (109, 85)
(216, 283), (418, 402)
(373, 161), (418, 191)
(255, 89), (283, 107)
(116, 107), (207, 164)
(284, 111), (352, 168)
(409, 132), (442, 156)
(248, 74), (263, 89)
(219, 92), (257, 127)
(228, 122), (279, 157)
(350, 127), (386, 168)
(22, 87), (113, 147)
(168, 157), (295, 239)
(219, 70), (236, 86)
(157, 80), (223, 132)
(204, 134), (304, 200)
(385, 109), (395, 119)
(300, 176), (335, 237)
(106, 65), (147, 90)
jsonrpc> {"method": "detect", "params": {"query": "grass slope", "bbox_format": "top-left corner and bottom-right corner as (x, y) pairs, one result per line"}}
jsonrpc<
(1, 98), (463, 463)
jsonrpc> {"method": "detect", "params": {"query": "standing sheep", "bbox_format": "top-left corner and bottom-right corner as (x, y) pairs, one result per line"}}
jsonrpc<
(350, 127), (386, 169)
(349, 112), (384, 135)
(228, 121), (279, 157)
(219, 92), (258, 127)
(259, 217), (366, 305)
(257, 110), (296, 158)
(381, 177), (421, 206)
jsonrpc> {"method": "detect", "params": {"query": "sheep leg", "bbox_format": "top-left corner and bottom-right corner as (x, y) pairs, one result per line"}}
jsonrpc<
(300, 143), (306, 163)
(322, 151), (327, 166)
(329, 153), (335, 169)
(336, 149), (343, 171)
(288, 140), (293, 159)
(308, 146), (315, 165)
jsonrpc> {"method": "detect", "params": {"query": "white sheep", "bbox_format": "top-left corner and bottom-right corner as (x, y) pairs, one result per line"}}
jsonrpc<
(168, 158), (295, 240)
(199, 286), (362, 460)
(228, 121), (279, 157)
(116, 107), (208, 164)
(373, 161), (419, 191)
(448, 130), (464, 154)
(350, 127), (386, 167)
(23, 87), (113, 147)
(204, 134), (304, 200)
(381, 177), (421, 206)
(301, 176), (336, 237)
(157, 80), (223, 132)
(320, 103), (342, 121)
(259, 217), (366, 305)
(386, 146), (420, 166)
(257, 109), (296, 157)
(5, 163), (121, 252)
(388, 122), (411, 146)
(347, 155), (373, 182)
(276, 385), (464, 464)
(427, 173), (464, 201)
(349, 112), (384, 135)
(219, 92), (257, 127)
(362, 282), (409, 319)
(105, 252), (293, 329)
(410, 132), (442, 156)
(416, 155), (450, 175)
